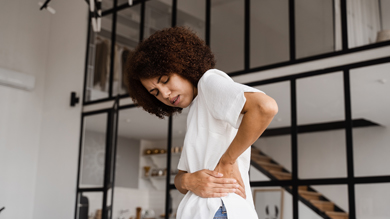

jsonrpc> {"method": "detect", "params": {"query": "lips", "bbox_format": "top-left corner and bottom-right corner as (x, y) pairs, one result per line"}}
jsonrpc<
(171, 95), (180, 105)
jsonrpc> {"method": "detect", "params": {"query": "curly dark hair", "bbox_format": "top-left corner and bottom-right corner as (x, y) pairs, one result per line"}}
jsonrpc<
(125, 26), (216, 118)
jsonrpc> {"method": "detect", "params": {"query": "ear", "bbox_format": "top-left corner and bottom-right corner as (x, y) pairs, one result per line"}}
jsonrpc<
(265, 205), (269, 215)
(275, 205), (279, 217)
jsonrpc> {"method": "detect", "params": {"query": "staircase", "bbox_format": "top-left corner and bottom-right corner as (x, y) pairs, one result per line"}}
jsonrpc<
(250, 147), (349, 219)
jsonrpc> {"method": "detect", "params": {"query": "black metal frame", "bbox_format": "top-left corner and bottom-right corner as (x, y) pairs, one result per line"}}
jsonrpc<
(77, 0), (390, 218)
(75, 97), (119, 219)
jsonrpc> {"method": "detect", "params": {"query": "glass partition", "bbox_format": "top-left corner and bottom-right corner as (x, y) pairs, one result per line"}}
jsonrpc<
(251, 82), (292, 182)
(111, 106), (169, 218)
(252, 187), (291, 219)
(298, 185), (348, 219)
(348, 0), (390, 48)
(177, 0), (206, 41)
(295, 0), (342, 58)
(211, 0), (244, 73)
(114, 5), (142, 96)
(355, 183), (390, 219)
(250, 0), (289, 67)
(76, 192), (104, 219)
(350, 63), (390, 177)
(86, 14), (113, 102)
(296, 72), (347, 179)
(79, 113), (108, 188)
(144, 0), (172, 39)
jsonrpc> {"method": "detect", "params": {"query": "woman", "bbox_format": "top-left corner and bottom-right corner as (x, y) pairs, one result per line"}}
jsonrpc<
(125, 26), (278, 219)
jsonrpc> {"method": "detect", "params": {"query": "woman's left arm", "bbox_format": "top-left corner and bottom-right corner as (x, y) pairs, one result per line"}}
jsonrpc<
(214, 92), (278, 198)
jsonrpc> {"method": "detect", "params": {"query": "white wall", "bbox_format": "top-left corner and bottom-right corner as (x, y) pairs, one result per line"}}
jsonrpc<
(32, 0), (87, 218)
(0, 1), (50, 218)
(0, 0), (88, 219)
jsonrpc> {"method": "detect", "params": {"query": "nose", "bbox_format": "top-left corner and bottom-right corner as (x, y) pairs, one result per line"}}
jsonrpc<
(160, 86), (171, 99)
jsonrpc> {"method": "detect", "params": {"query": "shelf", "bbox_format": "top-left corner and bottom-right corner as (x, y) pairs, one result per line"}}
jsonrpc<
(262, 118), (379, 137)
(143, 153), (181, 158)
(144, 153), (181, 167)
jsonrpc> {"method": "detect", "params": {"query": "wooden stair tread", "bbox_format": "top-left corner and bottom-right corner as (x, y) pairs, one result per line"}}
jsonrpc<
(310, 200), (334, 204)
(325, 211), (348, 216)
(299, 190), (322, 200)
(269, 170), (291, 176)
(326, 211), (349, 219)
(298, 190), (322, 196)
(288, 186), (309, 191)
(310, 200), (335, 212)
(254, 160), (282, 168)
(251, 153), (271, 162)
(269, 170), (292, 180)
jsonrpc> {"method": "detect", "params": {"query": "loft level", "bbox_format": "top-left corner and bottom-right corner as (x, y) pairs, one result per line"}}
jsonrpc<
(263, 119), (380, 137)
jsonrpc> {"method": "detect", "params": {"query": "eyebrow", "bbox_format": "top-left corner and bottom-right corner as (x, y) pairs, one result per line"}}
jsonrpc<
(149, 75), (163, 93)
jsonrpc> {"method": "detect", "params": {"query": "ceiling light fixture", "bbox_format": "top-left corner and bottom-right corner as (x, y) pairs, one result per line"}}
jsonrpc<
(38, 0), (56, 14)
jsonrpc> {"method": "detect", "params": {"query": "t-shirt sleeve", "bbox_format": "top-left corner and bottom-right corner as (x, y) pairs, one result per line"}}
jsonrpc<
(199, 69), (265, 129)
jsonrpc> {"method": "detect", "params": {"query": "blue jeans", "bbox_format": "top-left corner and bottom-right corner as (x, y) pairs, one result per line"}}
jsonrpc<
(213, 201), (227, 219)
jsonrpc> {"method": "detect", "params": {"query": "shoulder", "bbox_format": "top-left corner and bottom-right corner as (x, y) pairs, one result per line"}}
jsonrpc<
(198, 69), (233, 88)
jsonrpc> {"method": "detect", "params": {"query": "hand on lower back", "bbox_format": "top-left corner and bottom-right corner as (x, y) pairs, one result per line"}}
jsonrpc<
(214, 158), (246, 199)
(184, 169), (240, 198)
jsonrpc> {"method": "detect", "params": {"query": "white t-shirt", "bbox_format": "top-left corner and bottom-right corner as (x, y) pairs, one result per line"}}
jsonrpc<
(176, 69), (264, 219)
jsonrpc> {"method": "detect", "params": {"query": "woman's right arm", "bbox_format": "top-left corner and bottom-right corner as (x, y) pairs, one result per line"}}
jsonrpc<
(174, 169), (242, 198)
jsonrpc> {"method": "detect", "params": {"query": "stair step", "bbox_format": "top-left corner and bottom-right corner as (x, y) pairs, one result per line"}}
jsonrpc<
(269, 170), (291, 180)
(251, 153), (272, 162)
(251, 147), (261, 154)
(310, 200), (334, 212)
(299, 185), (308, 191)
(288, 185), (308, 191)
(299, 190), (322, 200)
(254, 160), (283, 171)
(325, 211), (349, 219)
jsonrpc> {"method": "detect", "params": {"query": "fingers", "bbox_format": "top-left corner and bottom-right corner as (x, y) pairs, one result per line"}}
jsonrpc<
(203, 169), (223, 178)
(212, 177), (237, 185)
(235, 184), (246, 199)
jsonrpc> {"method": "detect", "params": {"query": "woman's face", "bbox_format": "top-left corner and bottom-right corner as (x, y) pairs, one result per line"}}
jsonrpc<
(141, 73), (197, 108)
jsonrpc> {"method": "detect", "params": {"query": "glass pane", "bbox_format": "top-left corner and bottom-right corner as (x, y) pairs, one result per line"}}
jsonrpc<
(356, 183), (390, 219)
(80, 113), (108, 188)
(299, 185), (348, 219)
(86, 14), (113, 102)
(144, 0), (172, 39)
(76, 192), (103, 219)
(114, 5), (142, 96)
(251, 82), (292, 182)
(211, 0), (244, 73)
(111, 106), (168, 219)
(102, 0), (114, 11)
(295, 0), (342, 58)
(297, 72), (347, 179)
(347, 0), (390, 48)
(117, 0), (131, 7)
(350, 63), (390, 177)
(170, 108), (189, 184)
(177, 0), (206, 41)
(252, 187), (291, 219)
(250, 0), (289, 68)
